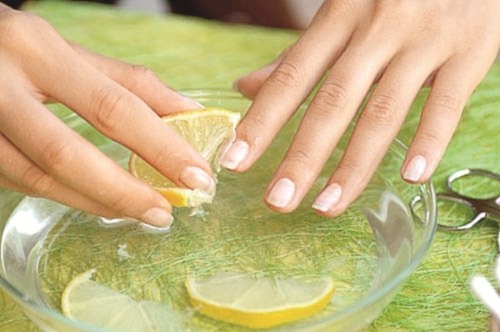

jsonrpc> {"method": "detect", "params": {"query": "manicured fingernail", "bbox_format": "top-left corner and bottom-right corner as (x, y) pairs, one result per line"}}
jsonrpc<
(180, 166), (216, 194)
(403, 155), (427, 182)
(220, 140), (249, 170)
(267, 178), (296, 208)
(312, 183), (342, 212)
(141, 207), (174, 227)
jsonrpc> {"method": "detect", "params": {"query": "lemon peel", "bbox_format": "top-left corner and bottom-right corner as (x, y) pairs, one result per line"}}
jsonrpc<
(61, 270), (183, 331)
(129, 108), (241, 208)
(185, 271), (335, 329)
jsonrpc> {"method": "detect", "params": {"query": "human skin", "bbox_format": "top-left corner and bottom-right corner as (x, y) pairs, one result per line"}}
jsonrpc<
(0, 4), (216, 228)
(225, 0), (500, 217)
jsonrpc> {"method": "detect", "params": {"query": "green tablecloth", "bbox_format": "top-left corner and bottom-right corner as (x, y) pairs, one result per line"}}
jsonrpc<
(1, 1), (499, 331)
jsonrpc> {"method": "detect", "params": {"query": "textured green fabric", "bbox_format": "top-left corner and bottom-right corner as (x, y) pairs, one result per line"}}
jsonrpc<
(1, 1), (499, 331)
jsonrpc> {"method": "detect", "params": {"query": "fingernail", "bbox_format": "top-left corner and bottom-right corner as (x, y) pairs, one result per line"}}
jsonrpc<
(220, 140), (249, 170)
(180, 166), (216, 194)
(141, 207), (174, 228)
(403, 155), (427, 182)
(267, 178), (296, 208)
(312, 183), (342, 212)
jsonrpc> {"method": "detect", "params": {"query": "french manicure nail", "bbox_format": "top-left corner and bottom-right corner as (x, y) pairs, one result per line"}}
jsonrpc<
(180, 166), (216, 194)
(312, 183), (342, 213)
(403, 155), (427, 182)
(267, 178), (296, 208)
(220, 140), (249, 170)
(141, 207), (174, 228)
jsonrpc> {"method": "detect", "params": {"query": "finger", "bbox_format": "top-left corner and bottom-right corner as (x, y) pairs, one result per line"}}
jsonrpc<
(263, 17), (410, 212)
(233, 51), (284, 99)
(402, 51), (496, 184)
(263, 53), (383, 211)
(220, 1), (362, 172)
(21, 23), (215, 193)
(0, 89), (174, 227)
(312, 51), (437, 217)
(0, 175), (28, 195)
(69, 43), (203, 115)
(0, 132), (122, 218)
(71, 75), (215, 192)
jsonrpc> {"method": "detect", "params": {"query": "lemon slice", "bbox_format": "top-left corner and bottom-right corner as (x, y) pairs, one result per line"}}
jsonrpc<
(129, 108), (241, 207)
(185, 271), (335, 329)
(61, 270), (183, 331)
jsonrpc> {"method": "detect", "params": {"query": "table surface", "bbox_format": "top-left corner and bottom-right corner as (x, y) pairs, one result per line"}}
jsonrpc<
(1, 1), (499, 331)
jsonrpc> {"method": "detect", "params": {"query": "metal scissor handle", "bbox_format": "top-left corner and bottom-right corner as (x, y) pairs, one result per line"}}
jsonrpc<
(436, 192), (489, 232)
(438, 168), (500, 232)
(446, 168), (500, 195)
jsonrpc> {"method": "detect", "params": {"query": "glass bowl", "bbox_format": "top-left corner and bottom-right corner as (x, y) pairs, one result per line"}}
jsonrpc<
(0, 90), (437, 331)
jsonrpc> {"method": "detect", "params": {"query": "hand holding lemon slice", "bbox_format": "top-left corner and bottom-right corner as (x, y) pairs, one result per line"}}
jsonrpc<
(129, 107), (241, 208)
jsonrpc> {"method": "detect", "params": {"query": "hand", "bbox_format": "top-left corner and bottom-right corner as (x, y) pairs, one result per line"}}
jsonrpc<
(225, 0), (500, 216)
(0, 5), (215, 227)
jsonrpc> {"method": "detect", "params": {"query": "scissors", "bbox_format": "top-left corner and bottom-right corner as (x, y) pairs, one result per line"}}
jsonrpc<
(447, 169), (500, 330)
(436, 168), (500, 232)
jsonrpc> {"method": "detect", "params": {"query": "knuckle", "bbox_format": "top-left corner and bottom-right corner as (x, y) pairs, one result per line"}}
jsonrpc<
(282, 149), (316, 182)
(338, 157), (362, 175)
(89, 86), (128, 134)
(361, 93), (399, 126)
(336, 157), (368, 185)
(372, 0), (394, 16)
(41, 140), (76, 173)
(0, 11), (27, 45)
(286, 148), (313, 168)
(0, 10), (47, 47)
(239, 115), (269, 148)
(417, 130), (442, 148)
(20, 165), (55, 197)
(267, 60), (303, 89)
(245, 114), (268, 132)
(431, 92), (463, 115)
(316, 0), (361, 26)
(128, 64), (158, 90)
(311, 82), (348, 116)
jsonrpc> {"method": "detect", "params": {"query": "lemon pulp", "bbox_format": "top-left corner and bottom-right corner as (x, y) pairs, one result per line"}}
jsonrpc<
(185, 271), (335, 329)
(61, 270), (183, 331)
(129, 107), (241, 207)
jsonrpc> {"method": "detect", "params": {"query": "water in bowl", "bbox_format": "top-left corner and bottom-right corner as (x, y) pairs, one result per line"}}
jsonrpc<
(0, 167), (420, 331)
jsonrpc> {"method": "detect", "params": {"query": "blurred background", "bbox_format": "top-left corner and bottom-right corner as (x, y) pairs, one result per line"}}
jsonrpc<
(117, 0), (169, 14)
(7, 0), (324, 29)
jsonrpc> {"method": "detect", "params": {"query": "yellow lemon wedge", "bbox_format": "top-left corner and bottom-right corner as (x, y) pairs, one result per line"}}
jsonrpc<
(185, 271), (335, 329)
(129, 108), (241, 207)
(61, 270), (183, 331)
